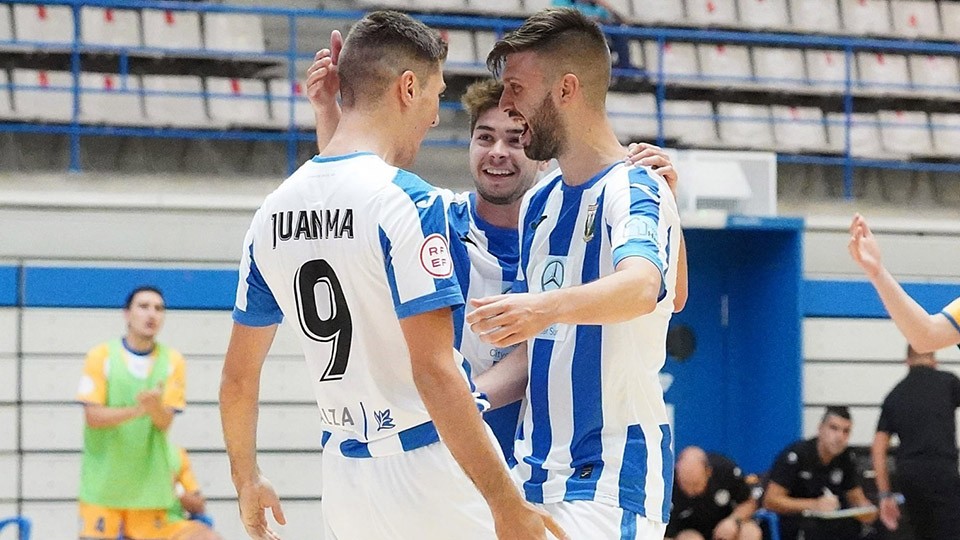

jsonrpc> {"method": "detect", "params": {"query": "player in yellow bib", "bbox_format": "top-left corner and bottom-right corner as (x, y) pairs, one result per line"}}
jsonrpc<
(76, 286), (196, 540)
(167, 445), (223, 540)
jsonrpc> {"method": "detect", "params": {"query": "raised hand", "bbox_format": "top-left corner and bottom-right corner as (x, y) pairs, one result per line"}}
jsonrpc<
(624, 142), (678, 200)
(305, 29), (343, 112)
(848, 213), (884, 279)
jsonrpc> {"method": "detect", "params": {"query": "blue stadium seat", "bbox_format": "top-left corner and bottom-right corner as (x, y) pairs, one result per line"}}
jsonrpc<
(753, 509), (780, 540)
(0, 515), (31, 540)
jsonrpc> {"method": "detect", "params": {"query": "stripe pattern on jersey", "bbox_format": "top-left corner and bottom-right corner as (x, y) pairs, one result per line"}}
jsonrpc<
(510, 162), (681, 522)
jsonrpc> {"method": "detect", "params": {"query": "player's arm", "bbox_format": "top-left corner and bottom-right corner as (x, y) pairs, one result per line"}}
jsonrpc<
(673, 231), (687, 313)
(849, 214), (960, 352)
(84, 403), (145, 428)
(872, 430), (900, 529)
(402, 310), (566, 539)
(306, 30), (343, 152)
(180, 489), (207, 516)
(473, 342), (528, 409)
(220, 322), (286, 539)
(468, 256), (662, 348)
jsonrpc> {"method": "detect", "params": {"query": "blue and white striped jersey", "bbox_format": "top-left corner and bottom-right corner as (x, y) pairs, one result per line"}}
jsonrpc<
(512, 162), (681, 522)
(233, 152), (466, 456)
(447, 191), (523, 458)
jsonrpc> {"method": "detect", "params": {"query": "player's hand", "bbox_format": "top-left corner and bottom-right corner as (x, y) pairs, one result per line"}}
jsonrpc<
(712, 517), (739, 540)
(237, 475), (286, 540)
(625, 142), (678, 200)
(305, 30), (343, 113)
(136, 388), (163, 414)
(492, 500), (569, 540)
(466, 293), (555, 348)
(848, 213), (884, 280)
(879, 496), (900, 530)
(812, 492), (840, 513)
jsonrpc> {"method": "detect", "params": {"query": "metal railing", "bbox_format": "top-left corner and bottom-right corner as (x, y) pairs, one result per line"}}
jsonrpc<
(1, 0), (959, 198)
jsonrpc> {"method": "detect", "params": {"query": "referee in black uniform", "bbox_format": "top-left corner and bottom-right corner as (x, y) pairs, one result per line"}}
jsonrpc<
(871, 345), (960, 540)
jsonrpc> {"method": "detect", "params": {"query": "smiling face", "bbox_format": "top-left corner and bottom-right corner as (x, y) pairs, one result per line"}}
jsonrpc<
(468, 106), (541, 205)
(498, 51), (567, 162)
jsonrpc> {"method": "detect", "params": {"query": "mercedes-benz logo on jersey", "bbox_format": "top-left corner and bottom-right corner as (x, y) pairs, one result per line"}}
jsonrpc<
(541, 260), (564, 291)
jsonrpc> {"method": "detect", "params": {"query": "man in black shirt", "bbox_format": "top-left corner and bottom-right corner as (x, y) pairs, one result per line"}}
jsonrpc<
(871, 346), (960, 540)
(667, 446), (761, 540)
(763, 406), (875, 540)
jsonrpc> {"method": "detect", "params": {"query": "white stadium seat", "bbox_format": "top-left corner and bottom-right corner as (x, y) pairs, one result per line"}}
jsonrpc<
(663, 100), (719, 146)
(474, 31), (497, 66)
(524, 0), (553, 12)
(11, 69), (73, 122)
(439, 29), (477, 68)
(698, 44), (753, 88)
(909, 55), (960, 97)
(422, 0), (468, 11)
(717, 103), (775, 150)
(942, 1), (960, 40)
(753, 48), (807, 90)
(142, 9), (202, 50)
(0, 4), (13, 43)
(204, 12), (266, 54)
(890, 0), (941, 39)
(772, 105), (829, 152)
(826, 112), (883, 157)
(930, 113), (960, 158)
(686, 0), (738, 26)
(142, 75), (208, 128)
(269, 78), (316, 129)
(856, 52), (910, 95)
(464, 0), (523, 15)
(356, 0), (416, 8)
(12, 3), (72, 45)
(737, 0), (791, 30)
(81, 7), (140, 48)
(806, 49), (849, 93)
(0, 70), (12, 119)
(840, 0), (893, 36)
(605, 0), (634, 18)
(791, 0), (842, 33)
(644, 41), (699, 83)
(207, 77), (271, 128)
(607, 92), (658, 140)
(632, 0), (686, 25)
(79, 72), (144, 125)
(878, 109), (933, 157)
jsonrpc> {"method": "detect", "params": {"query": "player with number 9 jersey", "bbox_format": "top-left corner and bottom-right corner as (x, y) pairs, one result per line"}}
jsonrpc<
(233, 152), (467, 453)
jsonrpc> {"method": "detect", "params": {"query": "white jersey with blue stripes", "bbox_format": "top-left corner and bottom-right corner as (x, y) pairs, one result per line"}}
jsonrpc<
(233, 152), (465, 455)
(512, 161), (681, 523)
(447, 191), (523, 457)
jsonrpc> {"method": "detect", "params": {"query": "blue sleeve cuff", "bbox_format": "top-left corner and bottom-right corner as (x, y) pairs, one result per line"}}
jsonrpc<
(613, 242), (666, 302)
(232, 307), (283, 327)
(396, 286), (464, 319)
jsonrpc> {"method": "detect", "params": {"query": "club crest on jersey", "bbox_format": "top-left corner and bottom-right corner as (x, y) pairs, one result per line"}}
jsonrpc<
(583, 203), (598, 242)
(419, 233), (453, 278)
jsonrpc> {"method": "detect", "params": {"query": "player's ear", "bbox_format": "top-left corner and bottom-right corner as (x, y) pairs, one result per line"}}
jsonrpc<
(398, 70), (418, 106)
(559, 73), (579, 103)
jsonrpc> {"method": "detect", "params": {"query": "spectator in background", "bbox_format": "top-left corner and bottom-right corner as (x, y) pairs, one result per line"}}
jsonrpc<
(167, 444), (223, 540)
(871, 345), (960, 540)
(848, 213), (960, 352)
(76, 286), (195, 540)
(763, 406), (875, 540)
(667, 446), (762, 540)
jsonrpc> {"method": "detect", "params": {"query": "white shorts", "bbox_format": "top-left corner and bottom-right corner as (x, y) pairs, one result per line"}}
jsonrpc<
(321, 440), (497, 540)
(541, 500), (666, 540)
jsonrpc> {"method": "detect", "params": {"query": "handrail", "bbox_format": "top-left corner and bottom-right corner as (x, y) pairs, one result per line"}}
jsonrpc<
(0, 0), (957, 196)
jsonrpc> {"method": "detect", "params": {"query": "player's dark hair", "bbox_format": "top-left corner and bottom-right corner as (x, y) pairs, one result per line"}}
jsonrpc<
(338, 10), (448, 108)
(461, 78), (504, 132)
(124, 286), (164, 309)
(821, 405), (851, 423)
(486, 8), (610, 106)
